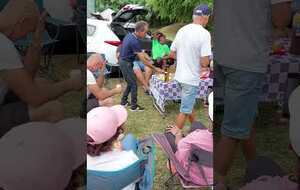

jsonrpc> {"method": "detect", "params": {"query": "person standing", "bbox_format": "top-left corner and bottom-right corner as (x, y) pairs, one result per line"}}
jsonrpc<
(169, 4), (212, 129)
(119, 21), (163, 111)
(213, 0), (292, 189)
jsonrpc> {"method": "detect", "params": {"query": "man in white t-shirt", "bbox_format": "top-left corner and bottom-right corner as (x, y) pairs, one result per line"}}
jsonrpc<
(213, 0), (292, 189)
(0, 0), (83, 137)
(170, 4), (212, 130)
(86, 53), (122, 112)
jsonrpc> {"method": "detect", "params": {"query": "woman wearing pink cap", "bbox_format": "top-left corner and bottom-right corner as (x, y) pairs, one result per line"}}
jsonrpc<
(87, 105), (139, 190)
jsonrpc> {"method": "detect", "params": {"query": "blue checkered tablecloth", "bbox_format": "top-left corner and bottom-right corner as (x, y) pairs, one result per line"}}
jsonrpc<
(150, 75), (213, 112)
(262, 38), (300, 104)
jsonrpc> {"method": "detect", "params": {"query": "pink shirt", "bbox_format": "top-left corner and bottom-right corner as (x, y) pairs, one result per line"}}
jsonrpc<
(240, 176), (298, 190)
(175, 129), (213, 185)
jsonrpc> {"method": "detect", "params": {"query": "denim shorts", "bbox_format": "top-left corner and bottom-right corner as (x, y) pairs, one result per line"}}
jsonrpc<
(133, 61), (145, 72)
(215, 64), (264, 139)
(179, 82), (198, 114)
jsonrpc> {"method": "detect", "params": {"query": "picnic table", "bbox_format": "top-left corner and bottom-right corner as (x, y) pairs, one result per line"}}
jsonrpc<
(149, 75), (213, 117)
(262, 38), (300, 106)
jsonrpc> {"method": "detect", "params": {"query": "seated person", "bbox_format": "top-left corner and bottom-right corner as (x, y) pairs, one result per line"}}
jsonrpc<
(87, 105), (139, 190)
(87, 53), (122, 112)
(152, 32), (171, 60)
(0, 0), (83, 137)
(165, 122), (213, 186)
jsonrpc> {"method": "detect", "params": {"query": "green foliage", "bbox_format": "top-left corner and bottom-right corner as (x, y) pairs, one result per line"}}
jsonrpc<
(95, 0), (213, 23)
(146, 0), (213, 22)
(95, 0), (146, 12)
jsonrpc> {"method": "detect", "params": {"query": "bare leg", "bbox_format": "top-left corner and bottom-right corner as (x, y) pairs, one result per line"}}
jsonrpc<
(99, 97), (114, 107)
(242, 127), (256, 161)
(188, 110), (196, 124)
(29, 100), (64, 122)
(176, 113), (187, 129)
(215, 136), (239, 189)
(145, 66), (153, 87)
(133, 68), (149, 90)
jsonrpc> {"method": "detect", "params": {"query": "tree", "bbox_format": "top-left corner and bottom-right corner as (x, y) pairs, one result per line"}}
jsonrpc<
(95, 0), (146, 12)
(94, 0), (213, 24)
(146, 0), (213, 22)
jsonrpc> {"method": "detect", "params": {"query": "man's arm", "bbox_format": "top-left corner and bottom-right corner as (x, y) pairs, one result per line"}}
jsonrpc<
(200, 31), (212, 73)
(88, 84), (121, 100)
(271, 0), (292, 30)
(2, 69), (82, 107)
(169, 51), (176, 59)
(96, 71), (105, 88)
(23, 43), (42, 78)
(23, 11), (47, 78)
(200, 56), (210, 69)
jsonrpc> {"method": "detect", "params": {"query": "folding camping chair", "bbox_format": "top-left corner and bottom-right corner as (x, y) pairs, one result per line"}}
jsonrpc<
(87, 137), (156, 190)
(152, 133), (213, 189)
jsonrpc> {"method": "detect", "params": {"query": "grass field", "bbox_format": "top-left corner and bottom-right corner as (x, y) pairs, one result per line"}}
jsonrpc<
(52, 55), (210, 190)
(214, 103), (296, 189)
(53, 55), (295, 190)
(106, 78), (210, 190)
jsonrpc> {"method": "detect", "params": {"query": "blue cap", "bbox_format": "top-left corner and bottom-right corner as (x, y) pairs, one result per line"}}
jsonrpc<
(193, 4), (211, 16)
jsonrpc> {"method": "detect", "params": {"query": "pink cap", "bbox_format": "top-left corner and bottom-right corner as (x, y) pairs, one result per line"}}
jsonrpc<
(87, 105), (128, 144)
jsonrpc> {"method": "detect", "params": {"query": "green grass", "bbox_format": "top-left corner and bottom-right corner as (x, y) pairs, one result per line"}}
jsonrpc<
(214, 103), (296, 189)
(106, 78), (210, 190)
(52, 55), (210, 190)
(53, 55), (295, 190)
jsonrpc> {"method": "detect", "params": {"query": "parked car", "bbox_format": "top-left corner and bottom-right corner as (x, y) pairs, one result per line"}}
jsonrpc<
(87, 4), (151, 74)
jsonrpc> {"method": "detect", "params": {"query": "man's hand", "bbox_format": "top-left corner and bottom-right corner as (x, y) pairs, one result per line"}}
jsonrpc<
(200, 67), (210, 79)
(155, 67), (164, 74)
(113, 84), (123, 94)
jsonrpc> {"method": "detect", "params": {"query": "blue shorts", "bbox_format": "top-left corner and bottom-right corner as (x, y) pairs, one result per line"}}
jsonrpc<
(179, 82), (198, 114)
(133, 61), (145, 72)
(215, 64), (264, 140)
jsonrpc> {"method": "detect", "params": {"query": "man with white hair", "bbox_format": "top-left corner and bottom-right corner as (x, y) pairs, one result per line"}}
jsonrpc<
(0, 0), (83, 137)
(86, 53), (122, 112)
(169, 4), (212, 130)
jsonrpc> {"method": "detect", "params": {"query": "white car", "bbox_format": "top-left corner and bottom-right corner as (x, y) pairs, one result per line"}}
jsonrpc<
(87, 4), (149, 68)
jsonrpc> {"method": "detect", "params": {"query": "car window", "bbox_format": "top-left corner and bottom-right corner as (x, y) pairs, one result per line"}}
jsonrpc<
(87, 24), (96, 36)
(118, 12), (134, 22)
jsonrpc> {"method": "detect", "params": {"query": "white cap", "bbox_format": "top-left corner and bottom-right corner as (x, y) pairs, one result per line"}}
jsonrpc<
(0, 118), (86, 190)
(289, 86), (300, 157)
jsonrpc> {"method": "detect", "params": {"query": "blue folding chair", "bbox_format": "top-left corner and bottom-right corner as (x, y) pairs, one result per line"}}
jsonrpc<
(87, 137), (156, 190)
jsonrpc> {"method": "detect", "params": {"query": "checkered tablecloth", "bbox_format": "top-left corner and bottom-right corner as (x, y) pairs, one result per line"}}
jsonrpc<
(149, 75), (213, 112)
(262, 38), (300, 103)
